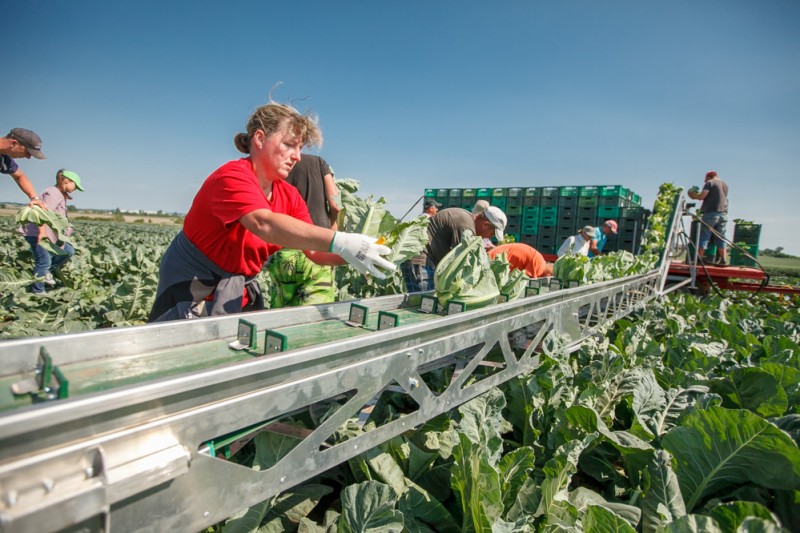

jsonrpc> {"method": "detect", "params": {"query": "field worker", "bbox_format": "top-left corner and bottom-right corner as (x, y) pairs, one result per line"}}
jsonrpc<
(148, 102), (395, 322)
(557, 225), (595, 258)
(471, 199), (490, 215)
(470, 199), (496, 251)
(688, 170), (729, 265)
(20, 170), (83, 293)
(426, 205), (507, 268)
(1, 128), (47, 209)
(400, 198), (441, 292)
(588, 220), (618, 257)
(269, 154), (341, 307)
(488, 243), (553, 278)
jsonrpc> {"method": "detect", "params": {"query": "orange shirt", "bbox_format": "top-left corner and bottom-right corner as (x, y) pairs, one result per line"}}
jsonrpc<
(488, 243), (548, 278)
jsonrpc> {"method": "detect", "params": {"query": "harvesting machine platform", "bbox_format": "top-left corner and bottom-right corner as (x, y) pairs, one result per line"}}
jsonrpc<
(0, 189), (771, 532)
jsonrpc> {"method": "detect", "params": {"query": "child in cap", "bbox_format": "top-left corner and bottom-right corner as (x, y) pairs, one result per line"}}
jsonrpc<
(21, 169), (84, 293)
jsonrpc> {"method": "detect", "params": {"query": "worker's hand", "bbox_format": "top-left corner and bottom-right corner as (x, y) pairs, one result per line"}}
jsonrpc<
(330, 232), (396, 279)
(28, 197), (47, 210)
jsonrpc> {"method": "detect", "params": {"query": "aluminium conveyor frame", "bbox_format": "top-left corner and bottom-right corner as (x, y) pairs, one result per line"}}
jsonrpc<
(0, 271), (663, 533)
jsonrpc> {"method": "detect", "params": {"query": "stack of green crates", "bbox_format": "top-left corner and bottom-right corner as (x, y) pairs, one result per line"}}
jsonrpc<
(461, 188), (476, 209)
(730, 223), (761, 267)
(421, 184), (646, 254)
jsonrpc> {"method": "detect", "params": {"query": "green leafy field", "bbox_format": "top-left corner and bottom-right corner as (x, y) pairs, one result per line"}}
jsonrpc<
(1, 217), (176, 337)
(212, 291), (800, 532)
(758, 255), (800, 280)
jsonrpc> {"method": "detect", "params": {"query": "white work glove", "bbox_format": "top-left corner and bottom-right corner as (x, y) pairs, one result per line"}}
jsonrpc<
(330, 232), (396, 279)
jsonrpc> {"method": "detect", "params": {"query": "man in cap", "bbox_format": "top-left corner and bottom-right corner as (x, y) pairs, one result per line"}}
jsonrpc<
(556, 225), (596, 258)
(471, 199), (496, 250)
(471, 199), (490, 215)
(588, 220), (618, 257)
(426, 204), (507, 268)
(1, 128), (46, 207)
(401, 198), (442, 292)
(423, 198), (441, 217)
(688, 170), (729, 265)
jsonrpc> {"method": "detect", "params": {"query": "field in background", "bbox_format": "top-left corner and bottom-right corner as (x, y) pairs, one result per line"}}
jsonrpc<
(758, 255), (800, 272)
(0, 207), (181, 226)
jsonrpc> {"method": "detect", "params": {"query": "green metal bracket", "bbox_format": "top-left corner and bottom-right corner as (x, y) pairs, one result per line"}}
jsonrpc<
(229, 319), (258, 351)
(525, 287), (540, 297)
(419, 295), (438, 314)
(10, 347), (69, 402)
(377, 311), (399, 331)
(447, 301), (467, 315)
(346, 303), (369, 328)
(264, 330), (288, 355)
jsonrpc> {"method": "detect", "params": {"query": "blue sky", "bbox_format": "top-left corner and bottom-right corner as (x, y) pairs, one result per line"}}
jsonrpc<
(4, 1), (799, 254)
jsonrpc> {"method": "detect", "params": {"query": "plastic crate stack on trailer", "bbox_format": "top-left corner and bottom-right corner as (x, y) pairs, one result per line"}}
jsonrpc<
(730, 222), (761, 266)
(423, 184), (648, 255)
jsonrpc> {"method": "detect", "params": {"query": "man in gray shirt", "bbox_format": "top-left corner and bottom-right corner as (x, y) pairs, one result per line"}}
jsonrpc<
(426, 206), (507, 267)
(688, 170), (729, 264)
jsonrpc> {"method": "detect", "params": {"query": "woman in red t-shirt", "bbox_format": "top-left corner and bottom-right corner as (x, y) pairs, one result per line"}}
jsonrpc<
(149, 102), (394, 322)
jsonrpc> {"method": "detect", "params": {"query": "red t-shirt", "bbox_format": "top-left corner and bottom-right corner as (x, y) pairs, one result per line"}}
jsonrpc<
(184, 158), (312, 277)
(488, 243), (548, 278)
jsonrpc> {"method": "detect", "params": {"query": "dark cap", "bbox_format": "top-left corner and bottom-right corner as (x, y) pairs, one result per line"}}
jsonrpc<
(423, 199), (442, 209)
(7, 128), (46, 159)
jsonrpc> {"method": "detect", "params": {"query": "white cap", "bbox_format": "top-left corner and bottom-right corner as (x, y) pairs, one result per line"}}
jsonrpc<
(482, 206), (507, 242)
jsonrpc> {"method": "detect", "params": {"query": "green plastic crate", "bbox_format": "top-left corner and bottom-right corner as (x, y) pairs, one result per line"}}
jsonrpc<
(523, 195), (540, 206)
(522, 223), (539, 234)
(597, 206), (620, 219)
(560, 186), (579, 197)
(541, 186), (559, 198)
(580, 186), (599, 197)
(424, 188), (437, 197)
(733, 223), (762, 246)
(507, 187), (523, 197)
(476, 188), (492, 197)
(449, 188), (462, 198)
(599, 185), (629, 198)
(462, 188), (475, 198)
(599, 196), (627, 207)
(492, 188), (507, 197)
(558, 196), (579, 207)
(491, 197), (507, 209)
(524, 187), (540, 197)
(730, 244), (759, 267)
(620, 207), (644, 219)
